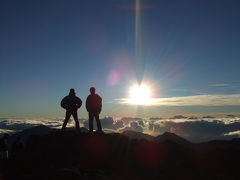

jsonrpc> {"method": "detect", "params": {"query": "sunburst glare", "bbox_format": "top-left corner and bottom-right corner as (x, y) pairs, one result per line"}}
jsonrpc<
(129, 84), (152, 105)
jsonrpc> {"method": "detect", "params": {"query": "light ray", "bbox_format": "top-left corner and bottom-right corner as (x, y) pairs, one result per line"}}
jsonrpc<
(135, 0), (142, 58)
(135, 0), (144, 83)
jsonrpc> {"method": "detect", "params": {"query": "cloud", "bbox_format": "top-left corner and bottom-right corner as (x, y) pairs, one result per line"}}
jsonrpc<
(116, 117), (145, 133)
(202, 116), (215, 119)
(117, 94), (240, 106)
(149, 120), (240, 142)
(188, 116), (198, 120)
(112, 120), (124, 129)
(101, 117), (114, 128)
(121, 117), (143, 122)
(0, 129), (15, 134)
(170, 115), (187, 119)
(148, 123), (161, 133)
(120, 121), (143, 133)
(1, 116), (240, 143)
(138, 120), (144, 126)
(149, 117), (163, 121)
(224, 130), (240, 136)
(225, 114), (238, 118)
(209, 84), (229, 87)
(170, 88), (204, 95)
(131, 122), (143, 132)
(0, 118), (63, 134)
(83, 117), (123, 130)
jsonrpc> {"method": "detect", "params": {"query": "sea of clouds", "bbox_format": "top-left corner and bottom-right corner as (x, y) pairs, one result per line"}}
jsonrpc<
(0, 115), (240, 142)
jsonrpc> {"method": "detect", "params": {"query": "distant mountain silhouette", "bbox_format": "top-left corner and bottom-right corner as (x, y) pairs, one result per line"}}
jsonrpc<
(122, 130), (154, 141)
(8, 125), (56, 143)
(8, 125), (89, 143)
(155, 132), (192, 147)
(202, 115), (215, 118)
(170, 115), (187, 119)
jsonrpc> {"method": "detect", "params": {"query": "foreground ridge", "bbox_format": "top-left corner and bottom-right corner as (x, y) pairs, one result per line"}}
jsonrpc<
(1, 126), (240, 180)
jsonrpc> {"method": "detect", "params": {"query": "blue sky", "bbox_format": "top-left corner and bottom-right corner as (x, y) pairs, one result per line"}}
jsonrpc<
(1, 0), (240, 118)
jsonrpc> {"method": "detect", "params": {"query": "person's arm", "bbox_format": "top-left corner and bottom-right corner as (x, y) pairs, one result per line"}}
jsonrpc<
(76, 97), (82, 108)
(85, 96), (90, 112)
(98, 95), (102, 113)
(60, 97), (67, 109)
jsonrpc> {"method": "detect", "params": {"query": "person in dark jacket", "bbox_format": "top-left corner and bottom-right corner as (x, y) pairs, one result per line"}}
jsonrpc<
(61, 88), (82, 132)
(86, 87), (102, 133)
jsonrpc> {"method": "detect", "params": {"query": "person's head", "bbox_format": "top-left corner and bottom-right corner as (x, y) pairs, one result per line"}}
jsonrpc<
(90, 87), (95, 95)
(69, 88), (76, 96)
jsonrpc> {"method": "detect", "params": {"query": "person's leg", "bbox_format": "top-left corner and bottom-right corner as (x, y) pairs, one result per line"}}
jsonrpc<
(89, 113), (94, 133)
(61, 110), (71, 132)
(95, 114), (102, 131)
(72, 110), (80, 132)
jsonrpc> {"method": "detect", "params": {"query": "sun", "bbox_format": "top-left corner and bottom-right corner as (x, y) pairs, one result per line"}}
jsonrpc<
(129, 84), (151, 105)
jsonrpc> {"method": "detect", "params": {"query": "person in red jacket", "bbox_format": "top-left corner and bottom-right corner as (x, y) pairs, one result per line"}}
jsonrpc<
(86, 87), (102, 133)
(61, 88), (82, 132)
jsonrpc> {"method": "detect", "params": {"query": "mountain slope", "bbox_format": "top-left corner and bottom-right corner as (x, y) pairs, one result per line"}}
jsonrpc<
(155, 132), (192, 147)
(122, 130), (154, 141)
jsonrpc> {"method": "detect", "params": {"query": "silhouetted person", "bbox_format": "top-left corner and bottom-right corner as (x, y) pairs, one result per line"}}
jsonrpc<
(61, 88), (82, 132)
(86, 87), (102, 133)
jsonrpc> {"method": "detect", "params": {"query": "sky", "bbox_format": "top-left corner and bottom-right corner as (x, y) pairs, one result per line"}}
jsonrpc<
(1, 0), (240, 118)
